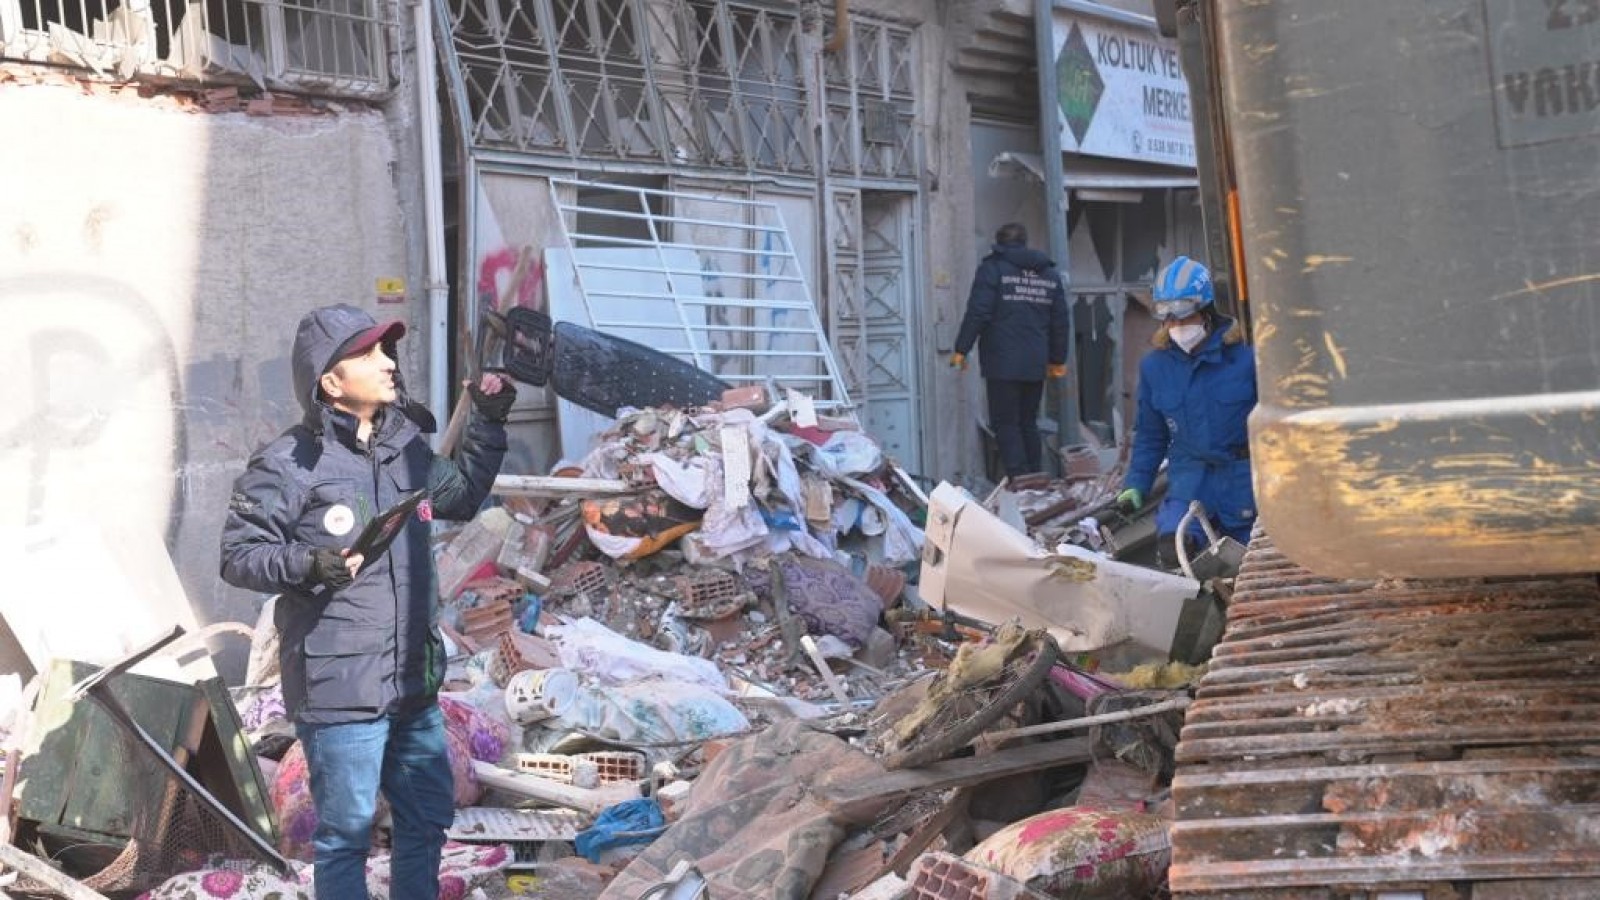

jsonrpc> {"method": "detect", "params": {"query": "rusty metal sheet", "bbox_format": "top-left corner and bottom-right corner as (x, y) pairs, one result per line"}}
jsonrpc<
(1169, 534), (1600, 897)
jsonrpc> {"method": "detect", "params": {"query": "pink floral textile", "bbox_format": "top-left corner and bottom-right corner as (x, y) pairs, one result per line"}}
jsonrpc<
(138, 864), (309, 900)
(138, 842), (513, 900)
(366, 841), (513, 900)
(963, 806), (1170, 900)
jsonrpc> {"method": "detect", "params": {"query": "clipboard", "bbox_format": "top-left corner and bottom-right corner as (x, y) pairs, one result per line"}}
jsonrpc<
(350, 490), (429, 570)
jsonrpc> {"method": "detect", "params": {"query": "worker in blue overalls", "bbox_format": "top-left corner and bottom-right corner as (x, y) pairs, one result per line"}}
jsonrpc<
(1117, 256), (1257, 569)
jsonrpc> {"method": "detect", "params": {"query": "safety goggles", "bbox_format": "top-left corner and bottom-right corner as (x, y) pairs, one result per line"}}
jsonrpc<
(1152, 297), (1204, 321)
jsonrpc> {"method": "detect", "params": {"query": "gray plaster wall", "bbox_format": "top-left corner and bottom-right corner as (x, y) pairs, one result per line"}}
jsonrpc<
(0, 81), (420, 682)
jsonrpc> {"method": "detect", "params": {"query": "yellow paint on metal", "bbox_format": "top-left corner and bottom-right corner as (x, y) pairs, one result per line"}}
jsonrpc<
(1253, 408), (1598, 578)
(1321, 333), (1348, 380)
(1243, 42), (1279, 62)
(1301, 255), (1353, 273)
(1492, 271), (1600, 301)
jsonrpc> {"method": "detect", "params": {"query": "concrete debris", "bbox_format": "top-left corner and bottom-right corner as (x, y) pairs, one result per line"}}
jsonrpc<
(0, 390), (1217, 900)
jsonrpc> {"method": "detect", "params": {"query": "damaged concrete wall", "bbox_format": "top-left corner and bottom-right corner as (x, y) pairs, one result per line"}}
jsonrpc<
(0, 81), (416, 681)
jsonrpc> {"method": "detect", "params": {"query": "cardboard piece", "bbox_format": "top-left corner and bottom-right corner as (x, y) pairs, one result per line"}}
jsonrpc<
(921, 483), (1197, 657)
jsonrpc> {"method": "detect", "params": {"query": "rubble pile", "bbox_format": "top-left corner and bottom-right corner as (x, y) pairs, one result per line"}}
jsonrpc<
(0, 387), (1227, 900)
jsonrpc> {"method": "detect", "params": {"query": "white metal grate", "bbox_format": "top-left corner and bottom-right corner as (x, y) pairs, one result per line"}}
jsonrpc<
(549, 177), (853, 411)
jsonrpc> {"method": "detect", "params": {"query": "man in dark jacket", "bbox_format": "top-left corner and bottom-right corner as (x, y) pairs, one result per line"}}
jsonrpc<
(952, 223), (1071, 478)
(221, 303), (512, 900)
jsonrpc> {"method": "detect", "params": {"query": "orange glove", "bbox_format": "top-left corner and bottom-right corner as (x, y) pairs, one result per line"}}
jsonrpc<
(949, 353), (968, 371)
(1047, 364), (1068, 379)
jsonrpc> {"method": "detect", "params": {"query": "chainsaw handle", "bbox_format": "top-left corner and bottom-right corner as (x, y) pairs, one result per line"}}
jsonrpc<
(1175, 500), (1223, 582)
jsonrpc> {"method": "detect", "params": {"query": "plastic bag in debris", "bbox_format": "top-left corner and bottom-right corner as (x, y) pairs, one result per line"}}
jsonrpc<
(696, 493), (770, 559)
(808, 430), (883, 478)
(838, 476), (924, 566)
(547, 617), (728, 691)
(575, 797), (667, 863)
(641, 452), (713, 508)
(555, 680), (750, 745)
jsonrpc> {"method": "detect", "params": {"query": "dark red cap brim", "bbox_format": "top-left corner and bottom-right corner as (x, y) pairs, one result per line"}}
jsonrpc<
(336, 320), (406, 363)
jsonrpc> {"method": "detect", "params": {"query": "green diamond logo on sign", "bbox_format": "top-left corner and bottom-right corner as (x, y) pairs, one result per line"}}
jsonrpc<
(1056, 22), (1103, 147)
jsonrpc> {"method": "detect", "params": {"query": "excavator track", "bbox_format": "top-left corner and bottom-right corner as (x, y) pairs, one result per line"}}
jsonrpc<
(1169, 535), (1600, 900)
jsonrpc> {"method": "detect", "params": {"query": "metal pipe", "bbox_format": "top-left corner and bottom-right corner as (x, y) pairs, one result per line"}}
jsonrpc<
(415, 0), (450, 438)
(824, 0), (848, 54)
(1036, 0), (1080, 446)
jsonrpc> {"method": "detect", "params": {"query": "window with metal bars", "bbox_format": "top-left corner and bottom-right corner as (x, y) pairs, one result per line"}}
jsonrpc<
(442, 0), (916, 179)
(0, 0), (394, 96)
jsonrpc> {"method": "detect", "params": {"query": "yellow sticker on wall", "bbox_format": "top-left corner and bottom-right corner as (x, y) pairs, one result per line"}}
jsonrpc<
(377, 277), (406, 304)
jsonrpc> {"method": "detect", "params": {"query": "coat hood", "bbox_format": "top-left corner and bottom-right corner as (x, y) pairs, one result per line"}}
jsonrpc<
(290, 304), (436, 433)
(992, 244), (1057, 273)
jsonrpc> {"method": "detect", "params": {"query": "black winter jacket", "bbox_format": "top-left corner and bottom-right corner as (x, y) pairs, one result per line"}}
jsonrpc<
(220, 305), (507, 725)
(954, 243), (1070, 381)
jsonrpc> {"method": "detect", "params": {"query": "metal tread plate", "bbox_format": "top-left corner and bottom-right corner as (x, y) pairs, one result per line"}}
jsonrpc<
(1170, 535), (1600, 898)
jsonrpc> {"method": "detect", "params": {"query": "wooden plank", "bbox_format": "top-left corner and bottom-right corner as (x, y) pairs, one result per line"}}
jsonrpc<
(819, 739), (1091, 820)
(883, 789), (969, 878)
(808, 841), (889, 900)
(0, 841), (110, 900)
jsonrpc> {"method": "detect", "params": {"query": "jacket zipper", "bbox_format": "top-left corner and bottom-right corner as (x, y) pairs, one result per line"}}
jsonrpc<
(369, 439), (401, 708)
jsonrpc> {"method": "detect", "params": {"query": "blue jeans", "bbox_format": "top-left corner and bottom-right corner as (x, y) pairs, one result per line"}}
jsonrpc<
(296, 704), (454, 900)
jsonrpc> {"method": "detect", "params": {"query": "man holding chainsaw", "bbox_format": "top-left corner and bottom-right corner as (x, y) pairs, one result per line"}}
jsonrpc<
(1117, 256), (1257, 571)
(221, 303), (512, 900)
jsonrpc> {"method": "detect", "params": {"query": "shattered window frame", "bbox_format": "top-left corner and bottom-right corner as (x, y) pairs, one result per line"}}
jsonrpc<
(0, 0), (395, 97)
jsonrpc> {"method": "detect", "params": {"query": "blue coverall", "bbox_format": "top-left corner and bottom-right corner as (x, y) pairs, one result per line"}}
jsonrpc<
(1125, 316), (1258, 547)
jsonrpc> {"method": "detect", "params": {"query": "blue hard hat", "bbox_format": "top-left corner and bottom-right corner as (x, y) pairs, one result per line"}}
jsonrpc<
(1152, 256), (1215, 320)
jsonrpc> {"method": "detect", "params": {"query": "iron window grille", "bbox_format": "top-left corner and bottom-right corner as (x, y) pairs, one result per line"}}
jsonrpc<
(0, 0), (395, 97)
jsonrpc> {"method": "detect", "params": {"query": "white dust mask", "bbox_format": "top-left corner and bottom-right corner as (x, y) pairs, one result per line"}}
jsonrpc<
(1169, 321), (1207, 352)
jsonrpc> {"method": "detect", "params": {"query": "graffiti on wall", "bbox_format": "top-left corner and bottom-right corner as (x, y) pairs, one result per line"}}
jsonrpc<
(476, 244), (546, 314)
(0, 273), (186, 548)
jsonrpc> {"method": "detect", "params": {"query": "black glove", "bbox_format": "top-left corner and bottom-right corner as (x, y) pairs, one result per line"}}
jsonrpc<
(308, 547), (354, 591)
(469, 381), (517, 423)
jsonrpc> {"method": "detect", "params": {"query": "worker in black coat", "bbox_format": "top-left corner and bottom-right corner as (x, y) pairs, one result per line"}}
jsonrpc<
(952, 222), (1071, 477)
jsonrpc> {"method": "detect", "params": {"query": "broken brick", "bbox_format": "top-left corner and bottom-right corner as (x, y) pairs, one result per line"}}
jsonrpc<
(719, 385), (767, 411)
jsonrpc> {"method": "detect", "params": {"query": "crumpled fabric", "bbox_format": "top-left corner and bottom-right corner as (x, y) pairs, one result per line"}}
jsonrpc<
(439, 694), (512, 767)
(746, 555), (881, 648)
(963, 807), (1170, 900)
(555, 680), (750, 745)
(581, 490), (703, 560)
(138, 843), (515, 900)
(808, 430), (883, 479)
(838, 476), (924, 566)
(576, 797), (667, 863)
(642, 452), (714, 508)
(598, 721), (890, 900)
(548, 617), (729, 690)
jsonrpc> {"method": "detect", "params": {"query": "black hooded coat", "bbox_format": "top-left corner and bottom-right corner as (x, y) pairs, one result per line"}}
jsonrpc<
(221, 304), (507, 724)
(954, 243), (1070, 381)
